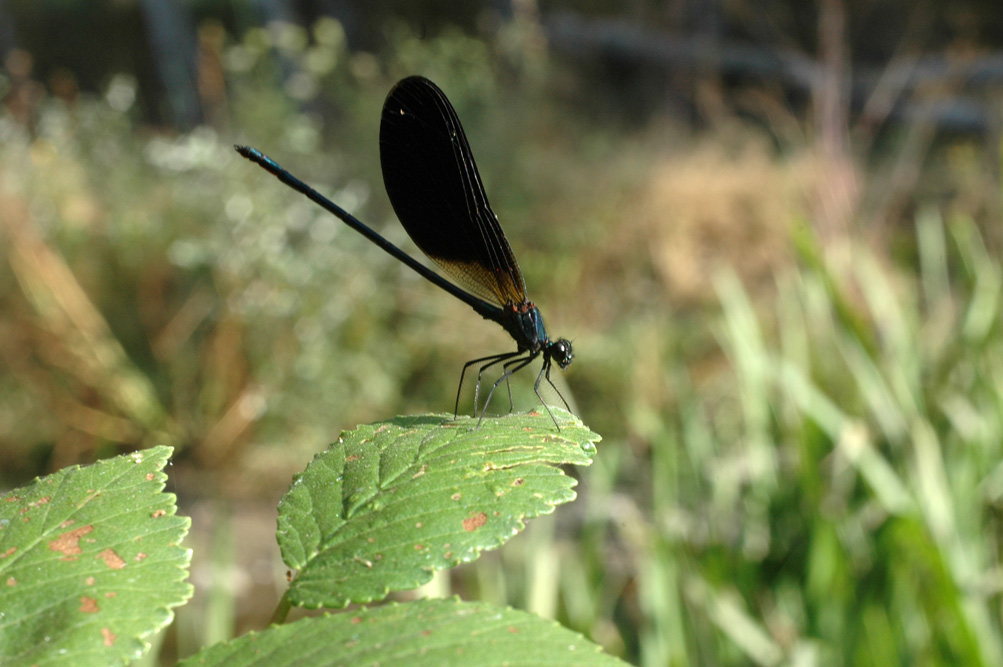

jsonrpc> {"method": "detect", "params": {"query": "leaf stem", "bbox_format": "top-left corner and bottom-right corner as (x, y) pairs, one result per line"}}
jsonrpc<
(270, 591), (292, 625)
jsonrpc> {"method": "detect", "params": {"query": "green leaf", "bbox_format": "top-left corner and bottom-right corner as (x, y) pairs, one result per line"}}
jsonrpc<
(0, 446), (192, 666)
(277, 409), (599, 608)
(179, 597), (625, 666)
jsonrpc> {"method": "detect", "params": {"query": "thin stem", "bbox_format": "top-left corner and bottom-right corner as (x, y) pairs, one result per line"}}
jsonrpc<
(269, 590), (292, 625)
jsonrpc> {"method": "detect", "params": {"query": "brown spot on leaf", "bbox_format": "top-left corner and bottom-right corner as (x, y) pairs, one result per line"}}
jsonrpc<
(146, 473), (155, 481)
(1, 547), (16, 558)
(134, 552), (147, 562)
(85, 577), (95, 586)
(49, 525), (94, 556)
(80, 596), (99, 613)
(507, 626), (521, 633)
(4, 495), (19, 502)
(463, 512), (488, 532)
(60, 520), (74, 528)
(512, 478), (525, 486)
(346, 454), (359, 462)
(104, 592), (116, 598)
(414, 544), (425, 551)
(351, 616), (363, 625)
(451, 492), (462, 501)
(102, 627), (116, 646)
(6, 578), (16, 586)
(415, 522), (423, 529)
(97, 549), (126, 569)
(151, 509), (166, 518)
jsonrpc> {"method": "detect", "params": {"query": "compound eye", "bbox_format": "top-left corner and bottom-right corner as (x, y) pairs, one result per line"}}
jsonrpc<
(552, 339), (573, 369)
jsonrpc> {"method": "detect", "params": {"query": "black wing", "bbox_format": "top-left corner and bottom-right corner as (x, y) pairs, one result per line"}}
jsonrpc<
(379, 76), (528, 307)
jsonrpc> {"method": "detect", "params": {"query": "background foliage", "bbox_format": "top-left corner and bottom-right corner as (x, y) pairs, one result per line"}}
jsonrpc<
(1, 1), (1002, 664)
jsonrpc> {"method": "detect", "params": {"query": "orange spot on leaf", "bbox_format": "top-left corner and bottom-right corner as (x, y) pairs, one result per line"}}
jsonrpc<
(1, 547), (17, 558)
(49, 525), (94, 556)
(463, 512), (488, 532)
(102, 627), (116, 646)
(97, 549), (126, 570)
(80, 596), (99, 613)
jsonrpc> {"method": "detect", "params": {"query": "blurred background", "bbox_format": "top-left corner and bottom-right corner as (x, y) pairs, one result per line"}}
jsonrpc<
(2, 0), (1002, 664)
